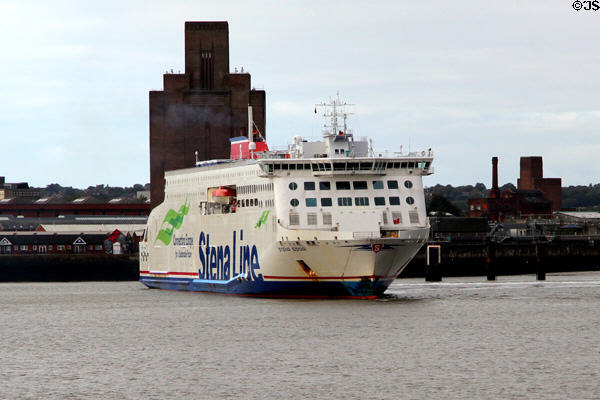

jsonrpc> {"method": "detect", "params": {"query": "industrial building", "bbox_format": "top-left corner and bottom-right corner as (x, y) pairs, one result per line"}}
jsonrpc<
(517, 157), (562, 211)
(0, 198), (150, 218)
(468, 156), (562, 220)
(0, 177), (41, 200)
(149, 21), (266, 207)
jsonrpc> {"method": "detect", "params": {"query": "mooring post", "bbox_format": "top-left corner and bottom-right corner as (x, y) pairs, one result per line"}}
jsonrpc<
(425, 244), (442, 282)
(486, 239), (496, 281)
(535, 242), (546, 281)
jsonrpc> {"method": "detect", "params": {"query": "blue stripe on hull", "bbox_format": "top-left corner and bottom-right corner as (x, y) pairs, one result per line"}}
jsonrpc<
(139, 276), (394, 298)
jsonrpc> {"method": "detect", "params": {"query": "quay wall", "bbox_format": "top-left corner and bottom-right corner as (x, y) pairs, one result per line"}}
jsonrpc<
(1, 241), (599, 282)
(0, 254), (139, 282)
(401, 240), (600, 277)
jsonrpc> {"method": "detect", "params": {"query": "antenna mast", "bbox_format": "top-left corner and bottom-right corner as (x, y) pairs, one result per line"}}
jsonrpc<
(315, 92), (354, 136)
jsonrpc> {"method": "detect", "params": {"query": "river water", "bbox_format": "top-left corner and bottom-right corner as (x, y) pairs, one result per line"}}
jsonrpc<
(1, 272), (599, 399)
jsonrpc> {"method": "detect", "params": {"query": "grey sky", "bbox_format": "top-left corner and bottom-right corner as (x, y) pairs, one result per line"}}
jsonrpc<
(1, 0), (598, 188)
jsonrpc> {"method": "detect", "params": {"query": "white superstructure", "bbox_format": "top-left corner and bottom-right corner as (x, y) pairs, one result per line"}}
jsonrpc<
(140, 95), (433, 298)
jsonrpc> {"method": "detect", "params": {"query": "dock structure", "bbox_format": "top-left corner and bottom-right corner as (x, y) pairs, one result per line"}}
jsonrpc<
(405, 216), (600, 279)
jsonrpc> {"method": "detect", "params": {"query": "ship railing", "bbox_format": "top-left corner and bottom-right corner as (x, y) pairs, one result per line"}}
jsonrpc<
(352, 231), (381, 239)
(373, 149), (434, 158)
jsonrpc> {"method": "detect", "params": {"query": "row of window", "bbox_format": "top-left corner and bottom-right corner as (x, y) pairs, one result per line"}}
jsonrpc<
(235, 198), (275, 208)
(262, 161), (430, 173)
(289, 180), (413, 191)
(169, 169), (259, 186)
(238, 183), (273, 195)
(289, 212), (332, 226)
(0, 244), (102, 252)
(291, 196), (415, 207)
(288, 210), (420, 226)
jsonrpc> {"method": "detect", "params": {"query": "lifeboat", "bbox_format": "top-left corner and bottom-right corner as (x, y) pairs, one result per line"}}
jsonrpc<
(211, 186), (236, 204)
(212, 187), (236, 197)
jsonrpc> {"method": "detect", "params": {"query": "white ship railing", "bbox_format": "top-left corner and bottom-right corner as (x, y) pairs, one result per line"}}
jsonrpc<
(352, 231), (381, 239)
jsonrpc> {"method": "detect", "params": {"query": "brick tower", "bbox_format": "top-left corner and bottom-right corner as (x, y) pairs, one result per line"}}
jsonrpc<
(517, 156), (562, 212)
(149, 21), (266, 207)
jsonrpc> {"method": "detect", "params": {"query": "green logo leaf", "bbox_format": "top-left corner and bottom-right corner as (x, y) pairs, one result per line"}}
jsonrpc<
(156, 200), (190, 245)
(255, 210), (270, 228)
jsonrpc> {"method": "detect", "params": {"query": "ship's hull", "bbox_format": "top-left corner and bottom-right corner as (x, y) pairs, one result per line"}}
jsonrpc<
(140, 230), (426, 298)
(139, 276), (395, 299)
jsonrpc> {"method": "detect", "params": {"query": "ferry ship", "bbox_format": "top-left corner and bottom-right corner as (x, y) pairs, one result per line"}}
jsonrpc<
(139, 96), (433, 298)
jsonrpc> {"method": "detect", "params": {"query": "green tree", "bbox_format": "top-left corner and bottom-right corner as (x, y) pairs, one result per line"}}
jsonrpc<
(427, 194), (463, 216)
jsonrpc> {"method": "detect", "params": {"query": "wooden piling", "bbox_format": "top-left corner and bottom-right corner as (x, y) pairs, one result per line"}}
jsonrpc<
(486, 240), (496, 281)
(535, 242), (546, 280)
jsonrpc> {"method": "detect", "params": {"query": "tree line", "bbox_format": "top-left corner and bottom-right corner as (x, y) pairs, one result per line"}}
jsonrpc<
(41, 183), (150, 203)
(37, 182), (600, 212)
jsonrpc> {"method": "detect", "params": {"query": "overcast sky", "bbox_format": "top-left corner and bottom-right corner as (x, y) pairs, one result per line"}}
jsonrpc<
(1, 0), (598, 189)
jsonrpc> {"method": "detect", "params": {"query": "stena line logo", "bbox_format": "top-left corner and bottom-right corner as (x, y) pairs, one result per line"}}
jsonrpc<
(155, 200), (190, 245)
(198, 229), (262, 281)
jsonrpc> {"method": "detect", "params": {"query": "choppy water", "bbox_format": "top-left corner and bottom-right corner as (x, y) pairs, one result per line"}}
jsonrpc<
(1, 272), (599, 399)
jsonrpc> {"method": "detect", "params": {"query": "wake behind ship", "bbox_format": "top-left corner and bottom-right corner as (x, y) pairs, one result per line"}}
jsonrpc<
(140, 96), (434, 298)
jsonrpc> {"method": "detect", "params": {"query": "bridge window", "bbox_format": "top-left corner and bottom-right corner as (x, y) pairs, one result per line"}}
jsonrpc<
(389, 196), (400, 205)
(338, 197), (352, 206)
(319, 182), (330, 190)
(353, 181), (368, 190)
(336, 181), (351, 190)
(355, 197), (369, 206)
(374, 197), (386, 206)
(321, 198), (332, 207)
(373, 180), (384, 189)
(387, 180), (399, 189)
(305, 198), (317, 207)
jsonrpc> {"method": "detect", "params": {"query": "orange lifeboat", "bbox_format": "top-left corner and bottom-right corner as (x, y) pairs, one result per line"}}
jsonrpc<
(212, 187), (236, 197)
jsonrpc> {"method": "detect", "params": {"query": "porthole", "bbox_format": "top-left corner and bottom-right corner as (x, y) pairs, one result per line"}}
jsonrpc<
(290, 198), (299, 207)
(289, 182), (298, 190)
(406, 196), (415, 205)
(404, 180), (413, 189)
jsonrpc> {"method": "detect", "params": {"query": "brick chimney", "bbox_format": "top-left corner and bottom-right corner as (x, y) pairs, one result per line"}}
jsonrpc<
(490, 157), (500, 198)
